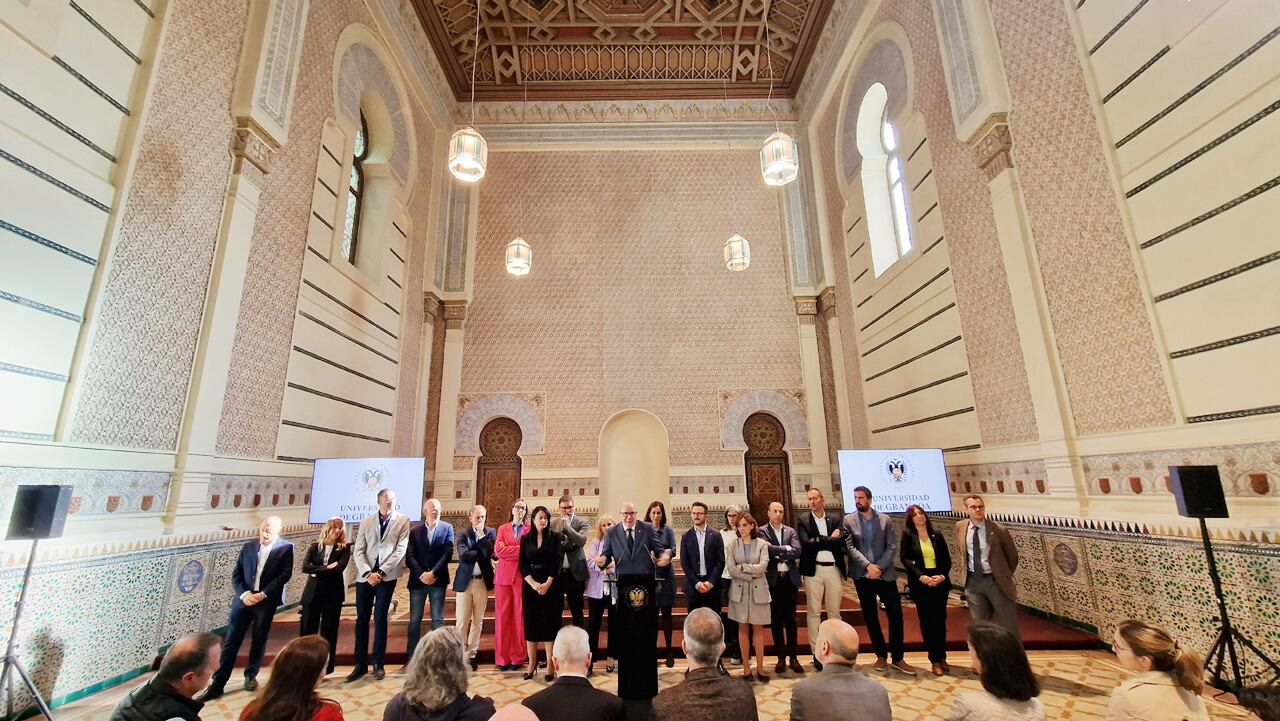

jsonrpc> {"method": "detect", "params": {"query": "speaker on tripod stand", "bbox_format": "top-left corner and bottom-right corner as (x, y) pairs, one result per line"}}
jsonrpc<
(1169, 465), (1280, 693)
(1, 484), (72, 721)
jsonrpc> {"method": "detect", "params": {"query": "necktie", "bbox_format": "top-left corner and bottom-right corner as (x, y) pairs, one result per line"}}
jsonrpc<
(971, 525), (983, 574)
(626, 527), (635, 553)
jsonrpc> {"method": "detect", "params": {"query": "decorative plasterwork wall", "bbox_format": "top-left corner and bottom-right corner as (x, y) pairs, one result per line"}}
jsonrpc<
(454, 392), (547, 455)
(719, 389), (810, 450)
(335, 36), (416, 188)
(462, 98), (797, 124)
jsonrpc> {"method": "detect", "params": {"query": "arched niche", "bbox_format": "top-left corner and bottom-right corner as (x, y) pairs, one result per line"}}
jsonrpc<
(598, 409), (670, 522)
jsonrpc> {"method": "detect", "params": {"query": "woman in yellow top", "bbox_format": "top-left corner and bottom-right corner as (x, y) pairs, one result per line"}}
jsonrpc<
(1109, 620), (1209, 721)
(900, 504), (953, 676)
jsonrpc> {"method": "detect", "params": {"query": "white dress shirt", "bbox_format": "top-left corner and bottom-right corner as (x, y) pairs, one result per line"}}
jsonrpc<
(813, 515), (835, 564)
(967, 522), (992, 574)
(770, 523), (789, 572)
(693, 527), (708, 576)
(241, 539), (276, 601)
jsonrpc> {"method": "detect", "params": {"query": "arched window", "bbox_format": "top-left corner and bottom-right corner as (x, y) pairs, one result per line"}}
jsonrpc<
(882, 118), (912, 257)
(855, 83), (912, 277)
(342, 112), (369, 265)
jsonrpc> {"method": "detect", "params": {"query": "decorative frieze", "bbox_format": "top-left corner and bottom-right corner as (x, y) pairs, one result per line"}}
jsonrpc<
(968, 112), (1012, 180)
(442, 300), (467, 330)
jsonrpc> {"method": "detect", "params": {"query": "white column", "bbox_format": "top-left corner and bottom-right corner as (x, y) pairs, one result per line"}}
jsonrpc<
(795, 298), (832, 493)
(166, 127), (270, 533)
(433, 301), (467, 496)
(973, 116), (1086, 515)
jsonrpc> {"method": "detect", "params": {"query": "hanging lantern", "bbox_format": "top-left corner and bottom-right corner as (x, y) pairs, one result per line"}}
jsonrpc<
(448, 126), (488, 183)
(506, 236), (532, 276)
(760, 131), (799, 187)
(723, 234), (750, 272)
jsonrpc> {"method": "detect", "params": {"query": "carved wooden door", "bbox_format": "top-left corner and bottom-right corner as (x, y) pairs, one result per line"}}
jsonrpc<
(743, 412), (793, 527)
(476, 418), (522, 519)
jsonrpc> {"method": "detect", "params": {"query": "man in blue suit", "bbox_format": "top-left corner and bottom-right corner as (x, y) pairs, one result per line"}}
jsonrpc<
(595, 500), (671, 716)
(844, 486), (916, 676)
(199, 516), (293, 701)
(406, 498), (454, 659)
(679, 501), (724, 612)
(454, 504), (495, 670)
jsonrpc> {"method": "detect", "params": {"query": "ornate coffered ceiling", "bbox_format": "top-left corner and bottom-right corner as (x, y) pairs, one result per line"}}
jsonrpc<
(409, 0), (835, 100)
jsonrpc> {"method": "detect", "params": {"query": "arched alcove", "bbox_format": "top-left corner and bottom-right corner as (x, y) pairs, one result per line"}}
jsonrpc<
(598, 410), (670, 522)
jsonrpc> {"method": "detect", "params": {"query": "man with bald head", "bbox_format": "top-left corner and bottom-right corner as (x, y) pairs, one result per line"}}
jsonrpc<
(762, 500), (802, 673)
(199, 517), (293, 701)
(788, 619), (892, 721)
(596, 500), (671, 716)
(111, 632), (222, 721)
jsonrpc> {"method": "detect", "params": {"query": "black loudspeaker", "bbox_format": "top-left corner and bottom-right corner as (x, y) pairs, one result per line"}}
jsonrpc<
(1169, 465), (1229, 519)
(6, 485), (73, 540)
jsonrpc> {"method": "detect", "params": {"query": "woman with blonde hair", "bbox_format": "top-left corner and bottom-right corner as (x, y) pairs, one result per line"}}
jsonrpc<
(1109, 620), (1209, 721)
(385, 627), (495, 721)
(300, 517), (351, 674)
(585, 513), (616, 675)
(240, 635), (342, 721)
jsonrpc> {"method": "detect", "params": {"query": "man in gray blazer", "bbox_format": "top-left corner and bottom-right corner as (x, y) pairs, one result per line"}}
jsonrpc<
(761, 501), (803, 674)
(553, 493), (590, 627)
(789, 619), (892, 721)
(843, 486), (915, 675)
(348, 488), (410, 681)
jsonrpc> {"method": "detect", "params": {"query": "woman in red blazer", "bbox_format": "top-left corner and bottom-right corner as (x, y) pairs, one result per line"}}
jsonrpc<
(493, 498), (530, 670)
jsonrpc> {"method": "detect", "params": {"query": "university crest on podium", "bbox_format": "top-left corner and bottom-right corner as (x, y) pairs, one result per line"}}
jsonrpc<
(627, 585), (649, 609)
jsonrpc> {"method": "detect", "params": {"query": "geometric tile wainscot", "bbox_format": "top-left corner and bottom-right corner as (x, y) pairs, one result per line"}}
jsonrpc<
(0, 528), (313, 714)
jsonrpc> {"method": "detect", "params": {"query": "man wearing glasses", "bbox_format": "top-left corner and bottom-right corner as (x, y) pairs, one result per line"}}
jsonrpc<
(553, 494), (590, 627)
(596, 501), (672, 720)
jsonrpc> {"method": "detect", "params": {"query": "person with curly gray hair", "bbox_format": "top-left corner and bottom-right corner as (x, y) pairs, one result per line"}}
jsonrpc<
(383, 627), (495, 721)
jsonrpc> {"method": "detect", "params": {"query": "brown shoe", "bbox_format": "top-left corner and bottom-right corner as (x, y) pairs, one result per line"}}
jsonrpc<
(940, 662), (951, 673)
(789, 658), (804, 674)
(873, 657), (888, 673)
(931, 663), (945, 676)
(891, 660), (918, 676)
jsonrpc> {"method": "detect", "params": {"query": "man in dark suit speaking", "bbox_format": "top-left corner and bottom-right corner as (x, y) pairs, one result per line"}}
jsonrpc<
(595, 500), (671, 720)
(199, 516), (293, 700)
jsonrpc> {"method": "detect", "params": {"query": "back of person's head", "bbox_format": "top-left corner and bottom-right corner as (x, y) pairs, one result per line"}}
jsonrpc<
(967, 622), (1040, 702)
(493, 703), (538, 721)
(245, 635), (333, 721)
(816, 619), (860, 665)
(682, 607), (725, 667)
(1238, 685), (1280, 721)
(552, 626), (590, 671)
(155, 632), (222, 692)
(402, 626), (469, 711)
(1116, 619), (1204, 695)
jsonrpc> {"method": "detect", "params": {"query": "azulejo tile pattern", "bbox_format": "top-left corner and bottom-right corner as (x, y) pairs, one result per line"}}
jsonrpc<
(988, 0), (1176, 435)
(0, 529), (312, 714)
(454, 393), (547, 455)
(0, 467), (170, 517)
(718, 389), (810, 451)
(69, 0), (250, 450)
(461, 150), (804, 470)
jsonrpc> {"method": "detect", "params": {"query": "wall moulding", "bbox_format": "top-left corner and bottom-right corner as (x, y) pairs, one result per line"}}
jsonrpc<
(462, 99), (799, 125)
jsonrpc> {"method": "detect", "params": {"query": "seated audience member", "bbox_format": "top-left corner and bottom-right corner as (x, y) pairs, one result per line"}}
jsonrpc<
(651, 608), (758, 721)
(1109, 620), (1209, 721)
(384, 627), (496, 721)
(523, 626), (624, 721)
(946, 623), (1045, 721)
(240, 636), (343, 721)
(789, 619), (891, 721)
(490, 705), (538, 721)
(110, 632), (222, 721)
(1238, 686), (1280, 721)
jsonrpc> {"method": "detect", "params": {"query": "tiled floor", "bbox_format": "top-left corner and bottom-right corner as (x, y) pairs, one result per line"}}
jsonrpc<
(54, 651), (1259, 721)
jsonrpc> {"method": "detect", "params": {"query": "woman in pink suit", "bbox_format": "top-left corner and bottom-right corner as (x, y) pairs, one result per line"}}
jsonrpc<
(494, 498), (530, 670)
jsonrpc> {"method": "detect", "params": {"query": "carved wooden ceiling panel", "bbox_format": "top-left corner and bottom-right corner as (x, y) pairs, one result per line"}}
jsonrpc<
(410, 0), (834, 100)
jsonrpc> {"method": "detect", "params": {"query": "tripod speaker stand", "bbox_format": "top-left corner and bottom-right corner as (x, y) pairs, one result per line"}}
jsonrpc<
(1170, 466), (1280, 693)
(1, 485), (73, 721)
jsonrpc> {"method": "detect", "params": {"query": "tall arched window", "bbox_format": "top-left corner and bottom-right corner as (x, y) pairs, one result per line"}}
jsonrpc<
(342, 112), (369, 264)
(856, 83), (912, 277)
(882, 118), (912, 257)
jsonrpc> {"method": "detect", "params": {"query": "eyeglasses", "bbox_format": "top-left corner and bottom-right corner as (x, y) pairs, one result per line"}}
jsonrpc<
(621, 511), (637, 516)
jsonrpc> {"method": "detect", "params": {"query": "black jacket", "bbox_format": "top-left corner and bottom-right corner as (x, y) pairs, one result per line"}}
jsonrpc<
(899, 527), (953, 591)
(110, 678), (203, 721)
(523, 676), (624, 721)
(797, 510), (848, 578)
(383, 693), (495, 721)
(301, 542), (351, 607)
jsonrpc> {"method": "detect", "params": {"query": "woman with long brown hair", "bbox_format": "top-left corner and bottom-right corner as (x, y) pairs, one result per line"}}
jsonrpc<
(300, 517), (351, 674)
(519, 505), (564, 681)
(900, 504), (952, 676)
(239, 635), (342, 721)
(1109, 620), (1208, 720)
(727, 511), (772, 682)
(646, 500), (677, 667)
